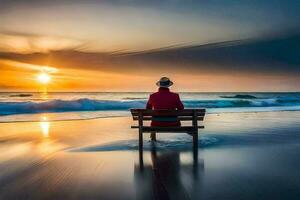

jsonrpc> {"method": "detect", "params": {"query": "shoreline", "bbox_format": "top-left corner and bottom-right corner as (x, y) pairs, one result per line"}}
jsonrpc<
(0, 109), (300, 123)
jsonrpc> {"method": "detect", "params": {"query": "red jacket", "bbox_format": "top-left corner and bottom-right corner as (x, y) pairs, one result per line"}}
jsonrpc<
(146, 87), (184, 126)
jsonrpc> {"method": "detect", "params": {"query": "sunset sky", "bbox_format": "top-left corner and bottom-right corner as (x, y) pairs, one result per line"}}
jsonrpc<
(0, 0), (299, 92)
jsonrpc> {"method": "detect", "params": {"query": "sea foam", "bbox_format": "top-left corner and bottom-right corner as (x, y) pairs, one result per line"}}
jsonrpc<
(1, 96), (300, 115)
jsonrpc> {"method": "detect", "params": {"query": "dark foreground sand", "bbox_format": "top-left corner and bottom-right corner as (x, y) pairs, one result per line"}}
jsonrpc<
(0, 111), (300, 200)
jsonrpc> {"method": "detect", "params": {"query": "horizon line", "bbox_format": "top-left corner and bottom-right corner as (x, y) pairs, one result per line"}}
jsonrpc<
(0, 91), (299, 93)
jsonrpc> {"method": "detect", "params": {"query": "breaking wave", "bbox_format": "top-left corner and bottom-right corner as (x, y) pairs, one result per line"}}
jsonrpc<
(220, 94), (257, 99)
(1, 96), (300, 115)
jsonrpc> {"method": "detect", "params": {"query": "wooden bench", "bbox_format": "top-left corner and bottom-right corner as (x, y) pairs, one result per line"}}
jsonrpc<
(130, 109), (206, 150)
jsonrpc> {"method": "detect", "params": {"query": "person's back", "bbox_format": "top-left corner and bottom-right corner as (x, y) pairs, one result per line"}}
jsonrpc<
(146, 77), (184, 127)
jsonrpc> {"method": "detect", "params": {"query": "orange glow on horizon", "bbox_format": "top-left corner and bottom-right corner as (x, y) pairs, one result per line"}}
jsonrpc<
(0, 58), (299, 92)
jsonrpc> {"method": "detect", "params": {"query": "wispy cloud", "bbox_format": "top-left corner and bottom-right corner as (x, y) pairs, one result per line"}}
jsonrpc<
(0, 58), (58, 73)
(0, 31), (84, 53)
(3, 0), (297, 52)
(1, 31), (299, 76)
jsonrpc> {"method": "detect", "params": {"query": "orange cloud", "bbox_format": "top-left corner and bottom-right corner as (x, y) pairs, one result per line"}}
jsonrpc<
(0, 33), (83, 53)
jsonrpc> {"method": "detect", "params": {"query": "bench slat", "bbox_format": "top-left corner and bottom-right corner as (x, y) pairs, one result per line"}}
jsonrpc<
(132, 116), (204, 121)
(131, 125), (204, 129)
(131, 109), (206, 117)
(130, 126), (204, 132)
(130, 109), (206, 115)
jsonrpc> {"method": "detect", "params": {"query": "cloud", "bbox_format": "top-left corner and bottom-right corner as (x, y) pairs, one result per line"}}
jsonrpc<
(115, 31), (300, 74)
(1, 0), (299, 52)
(0, 31), (84, 53)
(0, 59), (58, 73)
(0, 31), (299, 77)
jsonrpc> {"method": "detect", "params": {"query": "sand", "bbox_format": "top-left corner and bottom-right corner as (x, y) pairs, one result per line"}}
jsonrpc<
(0, 111), (300, 200)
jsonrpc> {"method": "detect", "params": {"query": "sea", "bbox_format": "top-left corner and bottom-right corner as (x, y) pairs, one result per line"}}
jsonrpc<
(0, 92), (300, 122)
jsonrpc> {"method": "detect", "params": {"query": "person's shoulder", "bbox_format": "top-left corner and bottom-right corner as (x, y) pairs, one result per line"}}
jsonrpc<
(169, 91), (179, 96)
(170, 92), (181, 100)
(149, 92), (158, 98)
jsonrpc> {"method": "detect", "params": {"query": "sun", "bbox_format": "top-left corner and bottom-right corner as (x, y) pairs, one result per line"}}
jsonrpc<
(37, 73), (51, 84)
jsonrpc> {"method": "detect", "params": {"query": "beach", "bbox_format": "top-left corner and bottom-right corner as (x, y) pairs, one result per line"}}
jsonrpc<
(1, 0), (299, 199)
(0, 111), (300, 200)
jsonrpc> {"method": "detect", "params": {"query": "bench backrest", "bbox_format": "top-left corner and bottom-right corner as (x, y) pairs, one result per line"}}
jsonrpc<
(130, 109), (206, 121)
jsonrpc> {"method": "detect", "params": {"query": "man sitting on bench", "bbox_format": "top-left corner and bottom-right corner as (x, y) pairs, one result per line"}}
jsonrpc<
(146, 77), (184, 140)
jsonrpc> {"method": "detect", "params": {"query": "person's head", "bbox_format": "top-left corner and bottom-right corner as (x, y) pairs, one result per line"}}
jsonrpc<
(156, 77), (173, 88)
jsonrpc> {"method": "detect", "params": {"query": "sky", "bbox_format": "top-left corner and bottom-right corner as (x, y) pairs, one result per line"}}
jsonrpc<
(0, 0), (299, 92)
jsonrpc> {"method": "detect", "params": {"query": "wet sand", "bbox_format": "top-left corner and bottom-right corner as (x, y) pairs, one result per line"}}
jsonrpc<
(0, 111), (300, 200)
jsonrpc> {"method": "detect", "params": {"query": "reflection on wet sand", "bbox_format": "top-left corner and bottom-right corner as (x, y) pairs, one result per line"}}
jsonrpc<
(1, 112), (300, 199)
(135, 144), (204, 200)
(38, 116), (67, 155)
(40, 116), (50, 138)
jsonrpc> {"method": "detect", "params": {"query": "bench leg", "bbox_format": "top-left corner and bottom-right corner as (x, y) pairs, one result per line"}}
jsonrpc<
(150, 132), (156, 141)
(139, 128), (143, 150)
(139, 144), (144, 171)
(193, 131), (198, 150)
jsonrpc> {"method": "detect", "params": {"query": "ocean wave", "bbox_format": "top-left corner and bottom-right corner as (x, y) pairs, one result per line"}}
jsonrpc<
(0, 97), (300, 115)
(122, 97), (147, 100)
(220, 94), (257, 99)
(68, 131), (300, 152)
(0, 98), (145, 115)
(68, 136), (219, 152)
(183, 97), (300, 108)
(9, 94), (33, 97)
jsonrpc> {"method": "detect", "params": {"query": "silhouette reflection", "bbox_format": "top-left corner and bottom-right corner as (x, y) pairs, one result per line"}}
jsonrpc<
(135, 143), (204, 200)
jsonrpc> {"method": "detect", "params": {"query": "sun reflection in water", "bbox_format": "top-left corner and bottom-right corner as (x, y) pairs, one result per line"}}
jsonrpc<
(37, 115), (66, 155)
(40, 116), (50, 138)
(40, 90), (49, 100)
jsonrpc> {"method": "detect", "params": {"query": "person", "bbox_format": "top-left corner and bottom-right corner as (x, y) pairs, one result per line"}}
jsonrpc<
(146, 77), (184, 140)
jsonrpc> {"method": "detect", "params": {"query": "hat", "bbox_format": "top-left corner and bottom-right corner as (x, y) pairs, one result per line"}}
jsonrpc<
(156, 77), (173, 88)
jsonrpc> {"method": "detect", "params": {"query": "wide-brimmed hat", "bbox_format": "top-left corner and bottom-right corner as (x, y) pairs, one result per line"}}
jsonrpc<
(156, 77), (173, 88)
